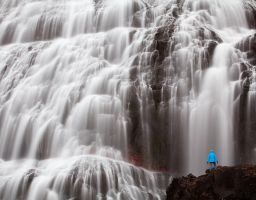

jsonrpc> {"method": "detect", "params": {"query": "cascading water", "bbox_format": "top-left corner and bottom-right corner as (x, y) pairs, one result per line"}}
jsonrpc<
(0, 0), (255, 199)
(0, 0), (173, 199)
(188, 43), (237, 175)
(177, 0), (254, 175)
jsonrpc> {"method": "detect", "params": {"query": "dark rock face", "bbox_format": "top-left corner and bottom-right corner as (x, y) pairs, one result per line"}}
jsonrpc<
(126, 0), (256, 173)
(127, 0), (223, 172)
(166, 165), (256, 200)
(244, 0), (256, 28)
(126, 1), (179, 170)
(234, 33), (256, 164)
(235, 33), (256, 65)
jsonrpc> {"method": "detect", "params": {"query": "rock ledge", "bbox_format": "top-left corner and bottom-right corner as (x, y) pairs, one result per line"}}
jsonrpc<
(166, 165), (256, 200)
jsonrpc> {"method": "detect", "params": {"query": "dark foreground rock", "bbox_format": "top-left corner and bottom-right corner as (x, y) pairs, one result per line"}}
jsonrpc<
(166, 165), (256, 200)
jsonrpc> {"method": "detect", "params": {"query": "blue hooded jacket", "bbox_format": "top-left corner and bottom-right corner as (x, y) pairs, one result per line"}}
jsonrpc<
(207, 150), (218, 163)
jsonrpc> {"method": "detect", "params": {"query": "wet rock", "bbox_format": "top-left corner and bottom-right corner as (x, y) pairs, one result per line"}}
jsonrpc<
(235, 34), (256, 67)
(244, 0), (256, 28)
(205, 40), (218, 65)
(240, 62), (250, 72)
(166, 165), (256, 200)
(127, 1), (181, 170)
(15, 169), (40, 200)
(239, 68), (254, 93)
(244, 81), (252, 93)
(235, 33), (256, 53)
(241, 70), (253, 80)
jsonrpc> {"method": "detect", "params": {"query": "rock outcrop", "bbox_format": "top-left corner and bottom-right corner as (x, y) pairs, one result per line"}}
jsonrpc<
(166, 165), (256, 200)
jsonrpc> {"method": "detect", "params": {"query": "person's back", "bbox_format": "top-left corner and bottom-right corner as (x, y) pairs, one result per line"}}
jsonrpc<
(207, 150), (218, 170)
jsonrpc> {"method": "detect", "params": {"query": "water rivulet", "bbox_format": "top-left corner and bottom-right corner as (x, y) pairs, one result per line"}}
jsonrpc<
(0, 0), (255, 199)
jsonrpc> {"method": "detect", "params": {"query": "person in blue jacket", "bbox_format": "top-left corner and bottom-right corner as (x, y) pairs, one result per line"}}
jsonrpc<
(207, 150), (218, 170)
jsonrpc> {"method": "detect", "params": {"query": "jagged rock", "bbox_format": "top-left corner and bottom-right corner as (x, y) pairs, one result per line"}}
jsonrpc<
(166, 165), (256, 200)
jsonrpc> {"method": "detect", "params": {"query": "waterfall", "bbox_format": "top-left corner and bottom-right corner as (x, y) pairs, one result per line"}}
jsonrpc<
(0, 0), (172, 199)
(180, 0), (254, 175)
(0, 0), (255, 199)
(188, 44), (236, 175)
